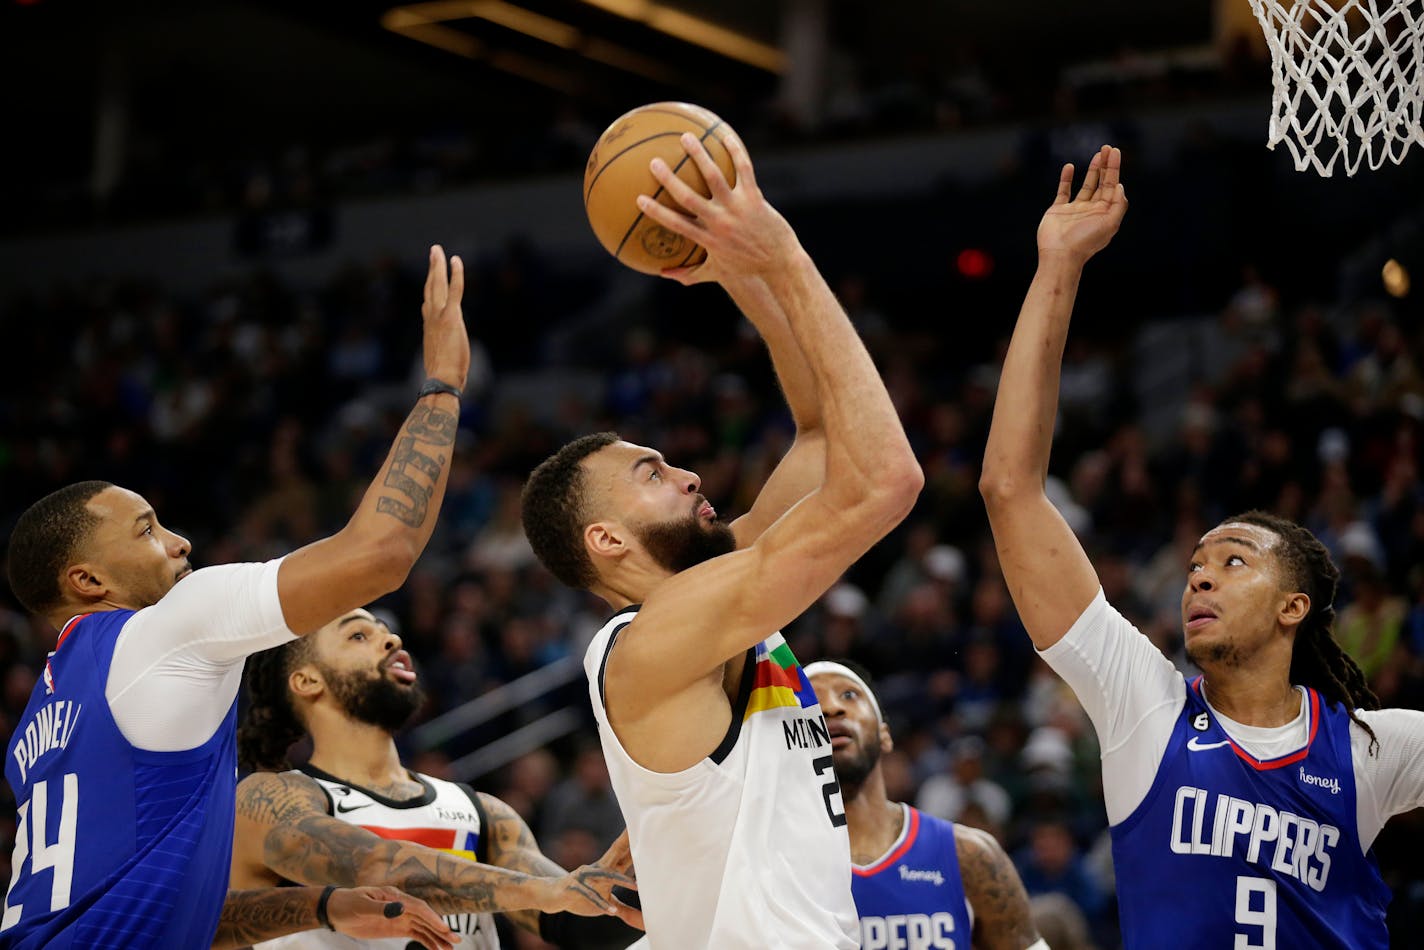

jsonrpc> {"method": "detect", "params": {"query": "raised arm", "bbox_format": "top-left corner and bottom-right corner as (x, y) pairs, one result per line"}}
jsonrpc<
(232, 772), (629, 919)
(978, 146), (1127, 650)
(276, 246), (469, 634)
(615, 132), (922, 686)
(720, 276), (826, 548)
(954, 826), (1041, 950)
(215, 884), (455, 950)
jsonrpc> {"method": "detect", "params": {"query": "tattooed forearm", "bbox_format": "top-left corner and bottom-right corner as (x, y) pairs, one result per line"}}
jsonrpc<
(213, 887), (320, 949)
(374, 402), (458, 527)
(263, 814), (541, 915)
(481, 793), (566, 878)
(956, 827), (1040, 950)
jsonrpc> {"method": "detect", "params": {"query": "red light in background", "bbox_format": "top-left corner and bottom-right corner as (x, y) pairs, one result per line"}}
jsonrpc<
(956, 248), (993, 280)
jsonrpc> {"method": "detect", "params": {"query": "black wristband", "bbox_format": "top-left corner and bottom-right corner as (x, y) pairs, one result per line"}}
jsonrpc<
(316, 885), (338, 931)
(417, 377), (463, 400)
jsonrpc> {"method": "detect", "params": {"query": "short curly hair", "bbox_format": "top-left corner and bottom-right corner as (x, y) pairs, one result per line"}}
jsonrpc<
(521, 432), (620, 589)
(7, 481), (114, 615)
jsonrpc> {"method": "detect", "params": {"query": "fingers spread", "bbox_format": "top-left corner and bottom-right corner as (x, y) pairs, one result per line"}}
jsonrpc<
(721, 127), (756, 191)
(679, 132), (732, 200)
(1075, 147), (1106, 202)
(636, 194), (707, 241)
(1097, 146), (1122, 198)
(649, 155), (712, 218)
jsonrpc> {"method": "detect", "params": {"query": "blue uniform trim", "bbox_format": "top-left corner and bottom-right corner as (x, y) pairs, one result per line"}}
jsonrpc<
(1111, 679), (1389, 949)
(850, 805), (973, 950)
(2, 611), (240, 949)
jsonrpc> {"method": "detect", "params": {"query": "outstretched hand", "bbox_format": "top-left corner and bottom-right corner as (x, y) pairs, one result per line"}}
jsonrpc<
(421, 244), (470, 391)
(327, 885), (457, 950)
(1037, 145), (1128, 265)
(635, 130), (801, 285)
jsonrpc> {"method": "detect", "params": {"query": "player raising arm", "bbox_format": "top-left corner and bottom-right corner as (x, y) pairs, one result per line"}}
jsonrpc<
(520, 131), (922, 948)
(979, 146), (1424, 948)
(2, 246), (469, 949)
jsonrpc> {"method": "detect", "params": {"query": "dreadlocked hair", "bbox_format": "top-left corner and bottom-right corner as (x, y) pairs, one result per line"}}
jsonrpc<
(238, 638), (314, 772)
(1227, 510), (1380, 754)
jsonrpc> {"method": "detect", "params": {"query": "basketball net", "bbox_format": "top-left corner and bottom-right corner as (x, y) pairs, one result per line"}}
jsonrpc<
(1248, 0), (1424, 176)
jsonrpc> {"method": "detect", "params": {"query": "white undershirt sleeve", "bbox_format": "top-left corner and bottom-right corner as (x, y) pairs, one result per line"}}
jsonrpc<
(106, 558), (297, 753)
(1350, 707), (1424, 850)
(1037, 589), (1187, 825)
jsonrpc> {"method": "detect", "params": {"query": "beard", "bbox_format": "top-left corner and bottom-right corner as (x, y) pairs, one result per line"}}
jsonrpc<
(834, 734), (882, 791)
(635, 511), (737, 574)
(1186, 638), (1246, 669)
(321, 664), (425, 732)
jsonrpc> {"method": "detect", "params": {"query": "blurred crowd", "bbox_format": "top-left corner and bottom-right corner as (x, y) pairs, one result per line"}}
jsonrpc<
(4, 140), (1424, 947)
(7, 34), (1269, 237)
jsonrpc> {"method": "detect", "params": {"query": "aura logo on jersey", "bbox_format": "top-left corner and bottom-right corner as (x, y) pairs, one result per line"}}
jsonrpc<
(859, 912), (957, 950)
(1168, 785), (1339, 891)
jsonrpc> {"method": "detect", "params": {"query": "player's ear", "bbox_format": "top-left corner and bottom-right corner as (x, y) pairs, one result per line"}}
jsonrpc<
(1279, 591), (1310, 631)
(585, 521), (628, 563)
(64, 562), (110, 603)
(878, 721), (893, 754)
(288, 665), (324, 700)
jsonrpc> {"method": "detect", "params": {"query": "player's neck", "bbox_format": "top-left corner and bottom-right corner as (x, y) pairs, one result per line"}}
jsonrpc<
(591, 559), (676, 611)
(307, 717), (408, 792)
(844, 770), (902, 865)
(1199, 669), (1300, 728)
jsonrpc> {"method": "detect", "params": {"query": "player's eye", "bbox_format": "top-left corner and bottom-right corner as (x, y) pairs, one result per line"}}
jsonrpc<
(649, 468), (661, 481)
(1188, 562), (1201, 574)
(351, 632), (365, 641)
(1226, 555), (1245, 566)
(143, 524), (153, 536)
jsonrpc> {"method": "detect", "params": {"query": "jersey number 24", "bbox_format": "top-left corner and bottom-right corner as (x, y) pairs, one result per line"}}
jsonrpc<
(1, 774), (78, 931)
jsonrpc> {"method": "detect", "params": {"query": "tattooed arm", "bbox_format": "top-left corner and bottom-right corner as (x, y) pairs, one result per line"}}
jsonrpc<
(215, 884), (456, 950)
(478, 792), (642, 941)
(277, 245), (470, 635)
(234, 771), (628, 918)
(955, 826), (1042, 950)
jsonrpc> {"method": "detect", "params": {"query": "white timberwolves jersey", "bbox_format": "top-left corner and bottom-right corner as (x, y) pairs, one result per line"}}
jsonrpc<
(585, 608), (858, 950)
(256, 764), (499, 949)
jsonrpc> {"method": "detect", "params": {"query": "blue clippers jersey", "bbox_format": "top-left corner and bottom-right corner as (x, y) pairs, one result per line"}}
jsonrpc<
(851, 806), (973, 950)
(1111, 677), (1389, 949)
(1, 611), (239, 949)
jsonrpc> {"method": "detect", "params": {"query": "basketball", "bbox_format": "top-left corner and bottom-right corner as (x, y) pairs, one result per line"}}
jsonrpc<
(583, 102), (738, 275)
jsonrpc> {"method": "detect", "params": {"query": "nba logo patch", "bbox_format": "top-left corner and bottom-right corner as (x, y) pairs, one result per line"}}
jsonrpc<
(43, 654), (55, 695)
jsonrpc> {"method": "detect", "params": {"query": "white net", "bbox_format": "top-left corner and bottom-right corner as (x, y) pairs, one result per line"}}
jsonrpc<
(1248, 0), (1424, 176)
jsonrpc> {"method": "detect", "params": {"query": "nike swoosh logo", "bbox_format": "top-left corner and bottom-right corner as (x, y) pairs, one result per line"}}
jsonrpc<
(1187, 737), (1231, 752)
(334, 800), (373, 813)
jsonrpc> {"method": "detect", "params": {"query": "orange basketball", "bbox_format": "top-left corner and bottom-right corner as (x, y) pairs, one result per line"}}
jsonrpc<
(583, 102), (738, 275)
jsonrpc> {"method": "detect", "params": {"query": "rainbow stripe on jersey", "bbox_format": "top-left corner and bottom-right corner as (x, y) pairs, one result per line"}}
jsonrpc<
(360, 825), (480, 862)
(744, 633), (819, 719)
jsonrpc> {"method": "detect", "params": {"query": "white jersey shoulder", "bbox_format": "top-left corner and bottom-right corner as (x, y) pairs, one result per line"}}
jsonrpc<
(254, 767), (498, 950)
(585, 608), (858, 950)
